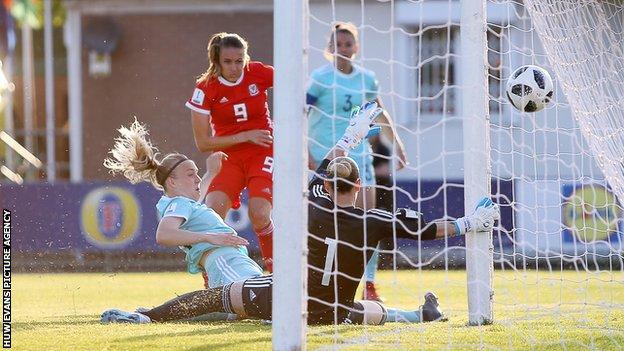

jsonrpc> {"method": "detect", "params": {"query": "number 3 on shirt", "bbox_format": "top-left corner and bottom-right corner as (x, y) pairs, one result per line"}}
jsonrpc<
(234, 103), (248, 122)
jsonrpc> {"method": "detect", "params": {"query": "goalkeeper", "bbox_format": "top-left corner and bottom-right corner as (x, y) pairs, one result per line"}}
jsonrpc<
(102, 102), (500, 325)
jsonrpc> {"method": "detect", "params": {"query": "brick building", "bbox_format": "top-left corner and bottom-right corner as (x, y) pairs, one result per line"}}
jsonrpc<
(65, 0), (273, 180)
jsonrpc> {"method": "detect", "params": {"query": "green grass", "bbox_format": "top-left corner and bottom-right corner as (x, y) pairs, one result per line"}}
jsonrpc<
(13, 270), (624, 350)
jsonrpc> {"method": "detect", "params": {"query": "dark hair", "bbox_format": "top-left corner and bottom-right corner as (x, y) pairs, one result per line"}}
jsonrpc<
(326, 157), (360, 193)
(197, 32), (250, 83)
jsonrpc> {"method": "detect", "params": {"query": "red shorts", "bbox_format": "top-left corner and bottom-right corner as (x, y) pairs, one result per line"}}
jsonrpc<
(208, 146), (273, 209)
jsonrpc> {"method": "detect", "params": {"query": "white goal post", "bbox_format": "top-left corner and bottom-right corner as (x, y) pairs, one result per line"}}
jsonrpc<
(273, 0), (307, 350)
(273, 1), (495, 345)
(460, 0), (493, 326)
(272, 0), (624, 349)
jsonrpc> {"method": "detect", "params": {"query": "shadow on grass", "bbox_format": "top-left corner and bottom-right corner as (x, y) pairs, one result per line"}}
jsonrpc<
(184, 336), (272, 351)
(114, 321), (271, 345)
(15, 315), (272, 330)
(14, 314), (100, 329)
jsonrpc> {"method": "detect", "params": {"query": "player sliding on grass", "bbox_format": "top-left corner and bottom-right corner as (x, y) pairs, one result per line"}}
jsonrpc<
(102, 101), (500, 325)
(103, 120), (264, 288)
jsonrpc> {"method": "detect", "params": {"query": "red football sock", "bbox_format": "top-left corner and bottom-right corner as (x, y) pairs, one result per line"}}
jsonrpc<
(202, 271), (209, 289)
(255, 221), (274, 272)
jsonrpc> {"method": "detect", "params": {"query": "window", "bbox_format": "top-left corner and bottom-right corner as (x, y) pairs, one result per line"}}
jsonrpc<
(414, 25), (503, 115)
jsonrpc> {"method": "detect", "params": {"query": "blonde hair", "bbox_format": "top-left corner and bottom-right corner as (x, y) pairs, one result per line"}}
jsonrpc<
(197, 32), (251, 83)
(326, 156), (360, 193)
(325, 22), (359, 61)
(103, 119), (188, 191)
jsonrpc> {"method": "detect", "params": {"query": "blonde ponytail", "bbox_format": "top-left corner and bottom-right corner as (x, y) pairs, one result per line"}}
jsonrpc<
(104, 119), (187, 190)
(326, 156), (360, 193)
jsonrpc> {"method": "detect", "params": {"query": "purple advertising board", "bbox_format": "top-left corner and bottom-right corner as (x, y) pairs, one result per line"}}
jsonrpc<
(0, 180), (513, 255)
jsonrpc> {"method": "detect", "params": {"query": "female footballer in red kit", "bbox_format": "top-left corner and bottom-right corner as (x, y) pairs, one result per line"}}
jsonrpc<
(186, 33), (275, 277)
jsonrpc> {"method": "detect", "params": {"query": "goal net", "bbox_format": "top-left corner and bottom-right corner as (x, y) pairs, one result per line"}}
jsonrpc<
(273, 0), (624, 349)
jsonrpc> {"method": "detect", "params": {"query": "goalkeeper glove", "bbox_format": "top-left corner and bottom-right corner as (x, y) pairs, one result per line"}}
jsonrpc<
(336, 101), (383, 150)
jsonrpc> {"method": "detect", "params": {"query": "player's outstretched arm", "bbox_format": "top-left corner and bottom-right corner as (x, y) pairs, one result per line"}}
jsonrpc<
(199, 152), (228, 202)
(379, 197), (500, 243)
(374, 97), (408, 169)
(156, 216), (248, 247)
(320, 101), (383, 163)
(308, 102), (383, 188)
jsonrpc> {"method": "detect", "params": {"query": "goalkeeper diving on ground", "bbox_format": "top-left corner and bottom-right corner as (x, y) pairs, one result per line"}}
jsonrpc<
(101, 101), (500, 325)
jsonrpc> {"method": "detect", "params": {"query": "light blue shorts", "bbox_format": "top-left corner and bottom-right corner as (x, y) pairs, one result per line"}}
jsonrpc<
(204, 249), (263, 288)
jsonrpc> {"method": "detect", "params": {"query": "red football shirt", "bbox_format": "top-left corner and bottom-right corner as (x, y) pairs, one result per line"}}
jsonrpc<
(186, 61), (274, 152)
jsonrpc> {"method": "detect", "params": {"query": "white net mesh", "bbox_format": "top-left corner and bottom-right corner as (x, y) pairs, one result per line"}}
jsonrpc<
(299, 0), (624, 349)
(525, 0), (624, 215)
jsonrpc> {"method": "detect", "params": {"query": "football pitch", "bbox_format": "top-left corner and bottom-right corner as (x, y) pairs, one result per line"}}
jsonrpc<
(13, 270), (624, 350)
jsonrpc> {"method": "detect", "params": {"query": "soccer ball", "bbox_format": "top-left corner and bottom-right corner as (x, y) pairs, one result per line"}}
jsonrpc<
(505, 65), (554, 113)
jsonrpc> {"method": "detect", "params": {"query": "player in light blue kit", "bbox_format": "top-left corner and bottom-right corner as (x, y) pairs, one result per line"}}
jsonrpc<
(103, 120), (263, 289)
(307, 22), (408, 301)
(307, 60), (379, 185)
(155, 193), (261, 288)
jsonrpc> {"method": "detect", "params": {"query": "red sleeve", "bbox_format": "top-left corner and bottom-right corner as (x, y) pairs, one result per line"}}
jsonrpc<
(185, 81), (212, 115)
(250, 61), (274, 88)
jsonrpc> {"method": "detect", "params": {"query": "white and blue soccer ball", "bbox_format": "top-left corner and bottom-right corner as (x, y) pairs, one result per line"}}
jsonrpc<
(505, 65), (554, 113)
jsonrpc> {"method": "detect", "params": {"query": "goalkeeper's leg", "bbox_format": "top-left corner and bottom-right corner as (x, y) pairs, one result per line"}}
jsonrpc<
(386, 292), (447, 323)
(348, 292), (446, 325)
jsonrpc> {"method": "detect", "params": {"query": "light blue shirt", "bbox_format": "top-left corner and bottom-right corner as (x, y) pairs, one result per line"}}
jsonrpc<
(307, 63), (379, 166)
(156, 195), (247, 274)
